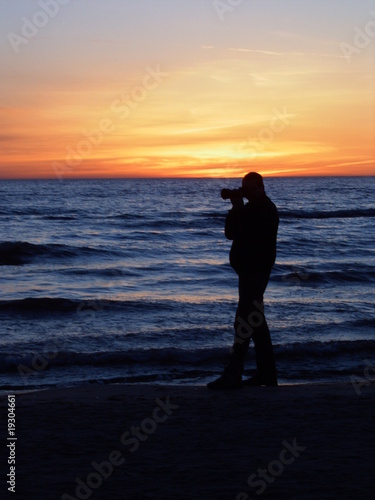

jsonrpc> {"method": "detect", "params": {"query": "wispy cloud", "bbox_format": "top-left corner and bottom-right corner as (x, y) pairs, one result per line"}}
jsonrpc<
(228, 47), (346, 59)
(229, 47), (304, 56)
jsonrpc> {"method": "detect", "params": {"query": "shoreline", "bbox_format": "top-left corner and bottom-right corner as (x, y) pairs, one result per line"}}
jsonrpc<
(2, 382), (375, 499)
(0, 377), (359, 397)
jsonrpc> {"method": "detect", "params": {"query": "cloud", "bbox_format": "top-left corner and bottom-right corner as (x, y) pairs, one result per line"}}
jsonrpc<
(228, 47), (346, 60)
(229, 47), (304, 56)
(0, 135), (18, 142)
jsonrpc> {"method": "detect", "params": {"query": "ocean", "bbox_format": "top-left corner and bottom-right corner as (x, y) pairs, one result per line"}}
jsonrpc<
(0, 176), (374, 392)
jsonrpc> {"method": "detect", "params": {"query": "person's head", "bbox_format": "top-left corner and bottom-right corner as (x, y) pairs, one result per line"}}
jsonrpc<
(241, 172), (265, 201)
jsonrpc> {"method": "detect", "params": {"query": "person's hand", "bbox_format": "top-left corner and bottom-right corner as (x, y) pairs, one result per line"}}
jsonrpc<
(230, 196), (244, 209)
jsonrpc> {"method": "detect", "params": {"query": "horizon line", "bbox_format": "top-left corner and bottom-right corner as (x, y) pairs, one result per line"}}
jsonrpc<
(1, 173), (374, 181)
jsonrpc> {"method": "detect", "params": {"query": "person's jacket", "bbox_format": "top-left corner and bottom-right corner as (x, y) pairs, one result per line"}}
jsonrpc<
(225, 193), (279, 275)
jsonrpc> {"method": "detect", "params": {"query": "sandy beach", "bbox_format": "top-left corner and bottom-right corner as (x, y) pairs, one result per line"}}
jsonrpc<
(2, 382), (375, 499)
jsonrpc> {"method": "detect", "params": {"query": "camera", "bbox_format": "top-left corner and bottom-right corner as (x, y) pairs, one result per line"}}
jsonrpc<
(221, 188), (243, 200)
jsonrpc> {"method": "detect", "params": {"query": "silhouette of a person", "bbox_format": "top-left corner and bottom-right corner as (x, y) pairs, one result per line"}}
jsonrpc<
(208, 172), (278, 389)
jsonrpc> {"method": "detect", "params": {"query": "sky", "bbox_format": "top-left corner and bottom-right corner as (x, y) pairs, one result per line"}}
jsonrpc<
(1, 0), (374, 179)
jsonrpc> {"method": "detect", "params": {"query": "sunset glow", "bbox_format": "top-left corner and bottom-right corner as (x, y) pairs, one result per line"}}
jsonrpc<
(1, 0), (374, 179)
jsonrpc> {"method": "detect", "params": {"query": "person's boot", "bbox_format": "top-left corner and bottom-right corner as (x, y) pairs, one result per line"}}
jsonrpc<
(207, 367), (242, 390)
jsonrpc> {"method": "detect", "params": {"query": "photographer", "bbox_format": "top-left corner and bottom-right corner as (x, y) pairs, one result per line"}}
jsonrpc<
(208, 172), (279, 390)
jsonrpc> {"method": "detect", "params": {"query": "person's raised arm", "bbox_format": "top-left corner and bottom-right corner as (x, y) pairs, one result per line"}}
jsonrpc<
(224, 197), (243, 240)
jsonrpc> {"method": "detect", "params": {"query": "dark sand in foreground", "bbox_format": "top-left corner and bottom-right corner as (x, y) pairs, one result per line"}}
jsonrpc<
(1, 383), (375, 499)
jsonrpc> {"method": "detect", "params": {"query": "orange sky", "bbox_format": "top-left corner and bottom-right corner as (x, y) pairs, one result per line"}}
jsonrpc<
(1, 0), (374, 179)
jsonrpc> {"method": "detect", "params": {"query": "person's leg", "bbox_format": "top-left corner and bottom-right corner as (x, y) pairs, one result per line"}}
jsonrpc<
(225, 302), (253, 377)
(217, 273), (263, 382)
(231, 272), (277, 384)
(248, 300), (278, 385)
(207, 271), (277, 389)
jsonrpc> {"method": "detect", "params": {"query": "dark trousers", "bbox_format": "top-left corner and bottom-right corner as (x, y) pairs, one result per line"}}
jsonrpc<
(227, 271), (277, 383)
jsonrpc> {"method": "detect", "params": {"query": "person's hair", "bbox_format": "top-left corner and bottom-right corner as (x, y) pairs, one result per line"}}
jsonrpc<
(242, 172), (264, 191)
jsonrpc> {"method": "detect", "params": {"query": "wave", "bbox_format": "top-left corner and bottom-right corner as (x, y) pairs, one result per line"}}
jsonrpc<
(41, 215), (78, 221)
(0, 241), (108, 266)
(0, 296), (176, 315)
(279, 208), (375, 220)
(0, 297), (90, 313)
(1, 346), (225, 372)
(0, 207), (79, 218)
(276, 339), (375, 359)
(2, 340), (375, 373)
(273, 263), (375, 284)
(61, 267), (140, 278)
(0, 340), (375, 366)
(109, 211), (225, 230)
(304, 269), (375, 284)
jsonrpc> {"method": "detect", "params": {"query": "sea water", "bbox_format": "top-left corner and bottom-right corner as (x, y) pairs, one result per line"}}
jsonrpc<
(0, 177), (374, 390)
